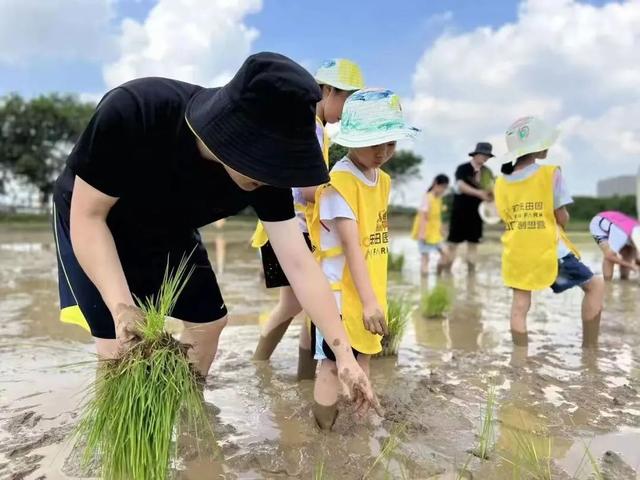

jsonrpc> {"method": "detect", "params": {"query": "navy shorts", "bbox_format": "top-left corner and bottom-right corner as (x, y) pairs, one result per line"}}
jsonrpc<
(550, 254), (594, 294)
(53, 203), (228, 339)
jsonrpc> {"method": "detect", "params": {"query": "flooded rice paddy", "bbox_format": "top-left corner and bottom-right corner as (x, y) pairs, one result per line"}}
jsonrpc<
(0, 221), (639, 479)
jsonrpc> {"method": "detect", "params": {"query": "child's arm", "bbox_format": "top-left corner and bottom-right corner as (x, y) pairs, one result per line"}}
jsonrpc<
(335, 218), (388, 336)
(554, 206), (570, 229)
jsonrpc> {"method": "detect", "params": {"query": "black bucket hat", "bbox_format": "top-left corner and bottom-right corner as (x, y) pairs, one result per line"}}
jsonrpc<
(468, 142), (494, 158)
(186, 52), (328, 188)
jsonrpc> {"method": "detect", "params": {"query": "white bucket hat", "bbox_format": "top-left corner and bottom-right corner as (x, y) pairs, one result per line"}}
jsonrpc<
(503, 116), (559, 164)
(315, 58), (365, 91)
(332, 88), (420, 148)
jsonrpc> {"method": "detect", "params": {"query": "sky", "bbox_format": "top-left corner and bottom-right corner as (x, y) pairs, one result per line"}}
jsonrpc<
(1, 0), (638, 205)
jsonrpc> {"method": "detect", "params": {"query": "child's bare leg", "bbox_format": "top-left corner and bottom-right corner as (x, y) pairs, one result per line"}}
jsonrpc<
(581, 275), (604, 348)
(466, 243), (478, 272)
(253, 286), (301, 360)
(420, 253), (430, 276)
(313, 359), (340, 430)
(620, 246), (634, 280)
(602, 258), (614, 281)
(297, 320), (317, 380)
(510, 289), (531, 346)
(440, 243), (457, 272)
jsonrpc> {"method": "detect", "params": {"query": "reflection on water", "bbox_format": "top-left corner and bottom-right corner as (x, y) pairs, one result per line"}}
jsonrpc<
(0, 224), (639, 479)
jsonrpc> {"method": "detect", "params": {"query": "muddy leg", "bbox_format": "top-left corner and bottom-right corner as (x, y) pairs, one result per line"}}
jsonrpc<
(602, 258), (614, 281)
(510, 289), (531, 347)
(313, 360), (339, 430)
(297, 320), (317, 380)
(620, 246), (634, 280)
(581, 275), (604, 348)
(466, 243), (477, 273)
(253, 287), (302, 360)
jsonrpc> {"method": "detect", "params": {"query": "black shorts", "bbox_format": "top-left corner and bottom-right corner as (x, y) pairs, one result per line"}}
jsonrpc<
(447, 209), (483, 244)
(260, 232), (313, 289)
(53, 204), (227, 339)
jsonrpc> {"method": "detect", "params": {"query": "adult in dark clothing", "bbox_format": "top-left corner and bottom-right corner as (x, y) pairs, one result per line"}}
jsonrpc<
(53, 52), (380, 415)
(440, 142), (495, 273)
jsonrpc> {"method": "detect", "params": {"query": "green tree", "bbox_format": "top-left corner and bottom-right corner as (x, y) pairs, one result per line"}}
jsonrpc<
(328, 144), (423, 186)
(0, 93), (95, 204)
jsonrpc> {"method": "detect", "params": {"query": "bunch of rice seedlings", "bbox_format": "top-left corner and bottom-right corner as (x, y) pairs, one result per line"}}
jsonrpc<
(388, 252), (405, 272)
(501, 427), (552, 480)
(75, 256), (212, 480)
(473, 383), (497, 460)
(420, 283), (452, 318)
(378, 296), (414, 357)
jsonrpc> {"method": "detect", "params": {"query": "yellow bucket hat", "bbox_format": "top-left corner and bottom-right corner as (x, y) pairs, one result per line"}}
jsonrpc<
(314, 58), (365, 91)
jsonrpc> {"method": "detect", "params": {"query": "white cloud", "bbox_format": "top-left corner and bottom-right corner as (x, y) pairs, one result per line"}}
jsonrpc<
(0, 0), (115, 65)
(103, 0), (262, 88)
(404, 0), (640, 204)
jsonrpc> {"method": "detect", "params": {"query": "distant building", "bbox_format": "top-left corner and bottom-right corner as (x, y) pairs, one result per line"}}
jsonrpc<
(597, 175), (636, 198)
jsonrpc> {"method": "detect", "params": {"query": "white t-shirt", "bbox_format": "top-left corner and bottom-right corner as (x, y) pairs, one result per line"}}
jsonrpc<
(319, 157), (378, 310)
(589, 215), (631, 253)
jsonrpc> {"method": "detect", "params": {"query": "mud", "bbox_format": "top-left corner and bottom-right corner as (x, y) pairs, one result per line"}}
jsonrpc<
(1, 223), (639, 479)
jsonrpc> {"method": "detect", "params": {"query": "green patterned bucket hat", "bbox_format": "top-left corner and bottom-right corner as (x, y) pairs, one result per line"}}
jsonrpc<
(332, 88), (419, 148)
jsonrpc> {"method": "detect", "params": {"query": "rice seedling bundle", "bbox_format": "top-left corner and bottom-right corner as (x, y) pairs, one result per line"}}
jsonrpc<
(388, 252), (405, 272)
(75, 257), (212, 480)
(377, 296), (414, 357)
(420, 283), (452, 318)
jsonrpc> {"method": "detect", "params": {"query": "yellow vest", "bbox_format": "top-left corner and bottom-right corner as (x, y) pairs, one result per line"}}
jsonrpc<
(251, 117), (329, 248)
(494, 165), (579, 291)
(309, 168), (391, 354)
(411, 192), (443, 244)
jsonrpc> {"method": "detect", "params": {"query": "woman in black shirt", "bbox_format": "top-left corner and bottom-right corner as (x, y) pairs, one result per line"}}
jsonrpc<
(53, 52), (381, 415)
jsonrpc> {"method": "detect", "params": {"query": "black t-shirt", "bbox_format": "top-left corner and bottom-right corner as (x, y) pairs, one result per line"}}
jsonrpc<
(451, 161), (487, 216)
(54, 77), (294, 260)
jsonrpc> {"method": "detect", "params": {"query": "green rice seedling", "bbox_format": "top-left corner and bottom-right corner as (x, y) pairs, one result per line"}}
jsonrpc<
(388, 252), (405, 272)
(501, 426), (552, 480)
(473, 383), (497, 460)
(420, 283), (452, 318)
(455, 453), (474, 480)
(378, 296), (414, 357)
(75, 255), (213, 480)
(572, 438), (604, 480)
(314, 460), (326, 480)
(363, 423), (407, 479)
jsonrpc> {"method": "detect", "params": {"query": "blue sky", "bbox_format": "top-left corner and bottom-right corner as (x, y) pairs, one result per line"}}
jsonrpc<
(0, 0), (637, 200)
(2, 0), (524, 97)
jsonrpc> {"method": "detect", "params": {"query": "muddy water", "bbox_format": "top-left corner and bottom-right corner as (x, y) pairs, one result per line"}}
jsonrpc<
(1, 222), (639, 479)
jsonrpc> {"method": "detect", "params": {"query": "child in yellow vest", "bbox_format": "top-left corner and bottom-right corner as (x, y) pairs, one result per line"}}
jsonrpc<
(252, 59), (365, 381)
(494, 117), (604, 348)
(411, 174), (450, 276)
(309, 88), (419, 429)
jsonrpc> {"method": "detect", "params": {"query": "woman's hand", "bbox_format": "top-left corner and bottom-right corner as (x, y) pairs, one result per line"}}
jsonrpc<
(113, 303), (144, 343)
(335, 353), (384, 417)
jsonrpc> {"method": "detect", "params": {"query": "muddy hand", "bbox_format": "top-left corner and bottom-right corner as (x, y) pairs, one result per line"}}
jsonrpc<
(363, 303), (388, 336)
(336, 356), (384, 418)
(113, 303), (144, 343)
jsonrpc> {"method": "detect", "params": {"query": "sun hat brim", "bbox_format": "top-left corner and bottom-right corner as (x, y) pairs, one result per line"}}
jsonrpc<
(332, 126), (420, 148)
(186, 87), (328, 188)
(501, 129), (559, 164)
(315, 77), (362, 92)
(478, 201), (501, 225)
